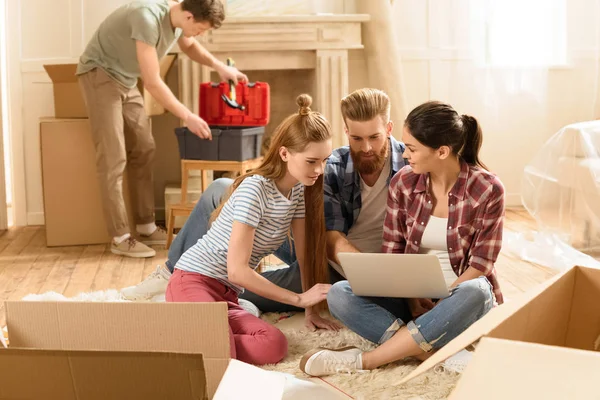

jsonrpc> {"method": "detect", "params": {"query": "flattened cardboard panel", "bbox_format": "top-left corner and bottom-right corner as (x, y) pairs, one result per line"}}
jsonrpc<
(488, 267), (575, 347)
(566, 267), (600, 350)
(0, 348), (207, 400)
(449, 338), (600, 400)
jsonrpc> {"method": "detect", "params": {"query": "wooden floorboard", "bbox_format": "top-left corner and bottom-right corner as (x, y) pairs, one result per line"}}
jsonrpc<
(0, 208), (564, 327)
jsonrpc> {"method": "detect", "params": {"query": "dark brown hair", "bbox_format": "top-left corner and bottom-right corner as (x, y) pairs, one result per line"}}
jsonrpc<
(404, 100), (487, 169)
(211, 94), (332, 293)
(181, 0), (225, 28)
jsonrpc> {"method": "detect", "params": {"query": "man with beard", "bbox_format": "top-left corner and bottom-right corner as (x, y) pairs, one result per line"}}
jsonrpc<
(122, 88), (406, 330)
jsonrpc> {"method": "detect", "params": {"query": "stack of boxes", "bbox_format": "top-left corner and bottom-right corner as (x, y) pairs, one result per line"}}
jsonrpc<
(40, 57), (175, 246)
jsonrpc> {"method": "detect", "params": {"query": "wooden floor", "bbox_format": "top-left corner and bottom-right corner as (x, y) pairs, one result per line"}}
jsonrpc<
(0, 208), (558, 327)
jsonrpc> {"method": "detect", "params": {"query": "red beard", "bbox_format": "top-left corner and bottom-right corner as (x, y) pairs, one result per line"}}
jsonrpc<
(350, 140), (389, 175)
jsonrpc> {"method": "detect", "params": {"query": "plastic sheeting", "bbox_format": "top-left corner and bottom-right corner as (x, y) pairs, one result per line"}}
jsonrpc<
(510, 121), (600, 271)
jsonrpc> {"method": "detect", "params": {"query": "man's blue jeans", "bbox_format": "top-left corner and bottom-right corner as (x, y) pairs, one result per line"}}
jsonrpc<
(165, 178), (343, 312)
(326, 277), (494, 351)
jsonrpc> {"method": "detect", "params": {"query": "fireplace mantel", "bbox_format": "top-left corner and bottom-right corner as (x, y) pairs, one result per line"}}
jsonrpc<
(174, 14), (370, 148)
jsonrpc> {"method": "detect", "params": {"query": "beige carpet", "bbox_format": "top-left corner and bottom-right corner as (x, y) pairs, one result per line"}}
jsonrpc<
(261, 312), (460, 400)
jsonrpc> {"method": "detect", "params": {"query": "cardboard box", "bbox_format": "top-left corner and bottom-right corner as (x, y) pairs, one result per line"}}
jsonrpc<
(4, 301), (230, 399)
(44, 55), (176, 119)
(43, 64), (88, 118)
(40, 118), (136, 246)
(399, 265), (600, 398)
(0, 348), (208, 399)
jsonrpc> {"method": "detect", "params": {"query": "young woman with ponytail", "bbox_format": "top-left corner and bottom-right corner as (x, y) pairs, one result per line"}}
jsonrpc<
(301, 100), (506, 377)
(166, 94), (333, 366)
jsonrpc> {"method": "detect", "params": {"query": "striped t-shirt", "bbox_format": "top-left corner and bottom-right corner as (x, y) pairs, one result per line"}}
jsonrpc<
(175, 175), (305, 293)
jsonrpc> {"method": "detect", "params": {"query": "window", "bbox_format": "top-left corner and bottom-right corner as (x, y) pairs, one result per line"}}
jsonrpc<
(472, 0), (567, 67)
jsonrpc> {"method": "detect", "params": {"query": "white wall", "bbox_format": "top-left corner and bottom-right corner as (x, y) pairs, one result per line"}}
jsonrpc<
(7, 0), (107, 226)
(384, 0), (600, 205)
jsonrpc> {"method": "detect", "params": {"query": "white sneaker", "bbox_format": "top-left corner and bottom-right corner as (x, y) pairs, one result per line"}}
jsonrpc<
(238, 298), (261, 318)
(439, 349), (473, 373)
(121, 265), (172, 301)
(299, 346), (364, 377)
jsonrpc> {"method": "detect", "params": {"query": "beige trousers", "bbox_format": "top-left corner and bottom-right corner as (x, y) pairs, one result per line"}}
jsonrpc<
(78, 68), (155, 237)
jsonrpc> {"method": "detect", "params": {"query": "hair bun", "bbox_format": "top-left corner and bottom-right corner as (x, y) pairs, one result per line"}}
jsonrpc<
(297, 94), (312, 116)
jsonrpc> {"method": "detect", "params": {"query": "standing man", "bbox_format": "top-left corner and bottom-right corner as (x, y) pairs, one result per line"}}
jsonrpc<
(77, 0), (247, 258)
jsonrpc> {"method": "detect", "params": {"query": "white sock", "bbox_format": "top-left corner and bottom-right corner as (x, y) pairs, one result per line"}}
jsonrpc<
(137, 222), (157, 236)
(113, 233), (131, 245)
(356, 353), (363, 369)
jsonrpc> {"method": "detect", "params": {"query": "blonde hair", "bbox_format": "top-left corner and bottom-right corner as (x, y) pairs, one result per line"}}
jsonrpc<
(340, 88), (391, 125)
(211, 94), (332, 294)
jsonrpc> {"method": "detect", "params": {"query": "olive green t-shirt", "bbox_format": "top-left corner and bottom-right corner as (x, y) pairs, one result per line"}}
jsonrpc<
(76, 0), (182, 88)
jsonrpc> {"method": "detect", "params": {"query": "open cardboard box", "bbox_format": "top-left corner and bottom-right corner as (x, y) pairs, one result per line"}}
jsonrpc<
(44, 55), (176, 119)
(2, 301), (230, 399)
(399, 265), (600, 399)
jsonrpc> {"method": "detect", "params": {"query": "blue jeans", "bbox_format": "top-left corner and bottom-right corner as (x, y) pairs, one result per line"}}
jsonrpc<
(165, 178), (344, 312)
(327, 277), (494, 351)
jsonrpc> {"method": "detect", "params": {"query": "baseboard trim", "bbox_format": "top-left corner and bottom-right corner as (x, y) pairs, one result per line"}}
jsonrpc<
(27, 212), (45, 226)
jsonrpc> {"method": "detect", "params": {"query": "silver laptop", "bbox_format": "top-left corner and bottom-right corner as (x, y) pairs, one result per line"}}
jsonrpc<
(336, 252), (451, 299)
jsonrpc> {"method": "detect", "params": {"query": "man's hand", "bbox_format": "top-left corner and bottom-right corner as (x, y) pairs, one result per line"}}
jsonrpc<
(304, 313), (342, 332)
(408, 298), (435, 318)
(214, 62), (248, 85)
(185, 113), (212, 140)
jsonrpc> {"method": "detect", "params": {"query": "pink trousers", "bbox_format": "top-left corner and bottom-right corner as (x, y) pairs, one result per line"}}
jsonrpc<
(166, 269), (288, 365)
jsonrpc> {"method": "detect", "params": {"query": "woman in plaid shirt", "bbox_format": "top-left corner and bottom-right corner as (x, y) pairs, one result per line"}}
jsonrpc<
(300, 101), (505, 376)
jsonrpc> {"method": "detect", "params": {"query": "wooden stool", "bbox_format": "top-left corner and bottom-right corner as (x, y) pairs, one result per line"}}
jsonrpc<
(166, 157), (264, 248)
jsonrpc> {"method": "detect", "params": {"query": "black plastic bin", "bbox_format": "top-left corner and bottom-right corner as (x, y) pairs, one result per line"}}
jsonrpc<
(218, 126), (264, 161)
(175, 127), (221, 160)
(175, 126), (264, 161)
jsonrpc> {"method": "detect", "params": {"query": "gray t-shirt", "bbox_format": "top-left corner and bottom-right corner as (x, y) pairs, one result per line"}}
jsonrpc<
(77, 0), (182, 88)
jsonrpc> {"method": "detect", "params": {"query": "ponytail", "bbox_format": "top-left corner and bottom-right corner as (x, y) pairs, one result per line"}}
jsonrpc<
(460, 114), (488, 170)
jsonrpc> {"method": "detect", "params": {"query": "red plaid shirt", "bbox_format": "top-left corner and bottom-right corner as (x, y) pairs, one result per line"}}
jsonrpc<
(382, 160), (505, 304)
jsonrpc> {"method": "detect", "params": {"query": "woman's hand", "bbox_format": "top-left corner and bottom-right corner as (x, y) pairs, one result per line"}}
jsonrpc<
(297, 283), (331, 308)
(304, 312), (342, 332)
(408, 298), (435, 318)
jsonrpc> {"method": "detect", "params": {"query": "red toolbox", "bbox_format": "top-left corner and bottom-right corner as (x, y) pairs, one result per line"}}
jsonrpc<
(199, 81), (270, 126)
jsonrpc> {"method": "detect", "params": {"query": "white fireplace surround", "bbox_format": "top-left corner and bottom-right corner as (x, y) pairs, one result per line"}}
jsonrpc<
(173, 14), (370, 148)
